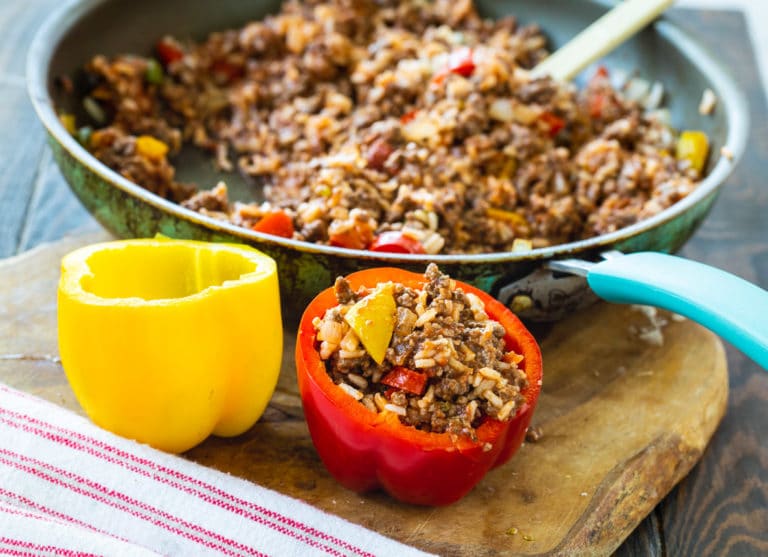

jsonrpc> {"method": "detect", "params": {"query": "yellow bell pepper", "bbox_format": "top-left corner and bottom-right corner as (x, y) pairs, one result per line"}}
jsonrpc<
(59, 113), (76, 135)
(57, 238), (282, 453)
(343, 282), (396, 365)
(487, 207), (528, 229)
(676, 130), (709, 173)
(135, 135), (169, 162)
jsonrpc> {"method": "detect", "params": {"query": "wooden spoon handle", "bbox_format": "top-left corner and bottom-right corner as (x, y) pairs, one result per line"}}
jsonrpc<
(532, 0), (675, 81)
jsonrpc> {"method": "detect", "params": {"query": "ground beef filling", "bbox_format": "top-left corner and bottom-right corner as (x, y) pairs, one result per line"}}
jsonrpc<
(77, 0), (702, 254)
(313, 264), (528, 440)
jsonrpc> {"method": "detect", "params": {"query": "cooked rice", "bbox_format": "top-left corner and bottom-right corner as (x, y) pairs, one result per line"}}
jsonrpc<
(73, 0), (704, 254)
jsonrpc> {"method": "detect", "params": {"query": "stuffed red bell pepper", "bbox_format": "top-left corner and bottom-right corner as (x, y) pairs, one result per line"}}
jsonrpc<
(296, 264), (542, 506)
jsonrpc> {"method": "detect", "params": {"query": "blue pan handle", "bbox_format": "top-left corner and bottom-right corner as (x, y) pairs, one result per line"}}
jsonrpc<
(582, 252), (768, 370)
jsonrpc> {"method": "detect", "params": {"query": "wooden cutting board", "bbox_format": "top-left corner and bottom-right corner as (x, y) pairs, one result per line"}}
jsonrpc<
(0, 232), (728, 556)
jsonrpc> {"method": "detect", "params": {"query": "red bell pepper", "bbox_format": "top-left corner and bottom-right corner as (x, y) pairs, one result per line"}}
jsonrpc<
(369, 231), (425, 255)
(295, 267), (543, 506)
(540, 111), (565, 137)
(399, 109), (418, 124)
(589, 93), (607, 118)
(251, 210), (294, 238)
(588, 66), (611, 118)
(328, 223), (375, 250)
(211, 59), (245, 83)
(592, 65), (609, 81)
(156, 38), (184, 65)
(446, 47), (476, 78)
(433, 47), (476, 84)
(381, 366), (427, 395)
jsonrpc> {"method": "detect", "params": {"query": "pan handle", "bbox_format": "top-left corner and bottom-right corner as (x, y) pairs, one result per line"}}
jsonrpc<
(552, 251), (768, 370)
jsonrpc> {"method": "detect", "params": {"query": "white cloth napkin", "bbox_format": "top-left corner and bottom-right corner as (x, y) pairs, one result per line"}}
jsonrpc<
(0, 384), (432, 556)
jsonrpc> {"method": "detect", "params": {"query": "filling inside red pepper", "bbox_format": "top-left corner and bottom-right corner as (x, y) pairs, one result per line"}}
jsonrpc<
(311, 263), (528, 441)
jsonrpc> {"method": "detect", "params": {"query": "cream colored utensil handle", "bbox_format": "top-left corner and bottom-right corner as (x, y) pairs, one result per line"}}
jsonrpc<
(532, 0), (675, 81)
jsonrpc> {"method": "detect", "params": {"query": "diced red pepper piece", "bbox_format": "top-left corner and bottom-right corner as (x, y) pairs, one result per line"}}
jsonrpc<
(589, 93), (607, 118)
(211, 59), (244, 83)
(594, 65), (609, 80)
(540, 111), (565, 137)
(329, 223), (375, 250)
(503, 351), (525, 365)
(381, 367), (428, 396)
(369, 231), (425, 255)
(588, 66), (611, 118)
(156, 38), (184, 65)
(365, 139), (395, 171)
(251, 211), (294, 238)
(400, 110), (418, 124)
(587, 65), (611, 92)
(447, 47), (475, 77)
(329, 231), (361, 249)
(433, 47), (476, 84)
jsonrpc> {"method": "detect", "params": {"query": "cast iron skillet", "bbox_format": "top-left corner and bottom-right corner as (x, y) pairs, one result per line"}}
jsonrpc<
(27, 0), (764, 365)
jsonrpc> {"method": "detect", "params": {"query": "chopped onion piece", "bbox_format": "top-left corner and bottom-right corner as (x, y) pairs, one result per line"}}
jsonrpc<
(402, 115), (439, 143)
(643, 82), (664, 110)
(512, 103), (541, 125)
(623, 77), (650, 102)
(646, 108), (671, 125)
(489, 98), (514, 122)
(512, 238), (533, 252)
(699, 88), (717, 115)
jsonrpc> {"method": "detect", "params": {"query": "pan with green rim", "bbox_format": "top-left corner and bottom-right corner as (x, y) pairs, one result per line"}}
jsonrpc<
(28, 0), (750, 332)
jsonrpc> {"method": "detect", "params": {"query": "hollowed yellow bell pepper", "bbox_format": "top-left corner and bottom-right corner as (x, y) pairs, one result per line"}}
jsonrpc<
(57, 238), (282, 453)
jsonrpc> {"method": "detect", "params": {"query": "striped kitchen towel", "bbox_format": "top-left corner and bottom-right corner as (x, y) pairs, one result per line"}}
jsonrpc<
(0, 384), (432, 556)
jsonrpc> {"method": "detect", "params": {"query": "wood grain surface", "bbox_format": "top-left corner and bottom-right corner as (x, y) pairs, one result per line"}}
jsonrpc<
(617, 10), (768, 557)
(2, 2), (768, 554)
(0, 231), (728, 556)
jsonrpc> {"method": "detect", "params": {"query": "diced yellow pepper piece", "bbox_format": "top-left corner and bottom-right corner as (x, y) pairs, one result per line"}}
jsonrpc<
(343, 282), (396, 365)
(676, 130), (709, 173)
(135, 135), (169, 162)
(499, 159), (517, 179)
(58, 239), (282, 453)
(59, 113), (76, 135)
(487, 207), (528, 228)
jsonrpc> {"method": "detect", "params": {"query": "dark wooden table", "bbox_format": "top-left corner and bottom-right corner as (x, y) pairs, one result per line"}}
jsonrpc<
(2, 2), (767, 554)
